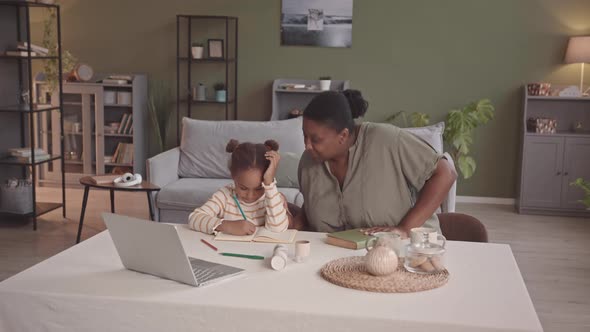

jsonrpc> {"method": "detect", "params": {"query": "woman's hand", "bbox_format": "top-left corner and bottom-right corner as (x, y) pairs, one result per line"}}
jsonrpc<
(217, 220), (256, 235)
(361, 226), (409, 239)
(263, 150), (281, 185)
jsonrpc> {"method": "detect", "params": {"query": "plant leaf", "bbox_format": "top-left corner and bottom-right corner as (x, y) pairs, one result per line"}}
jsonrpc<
(458, 155), (476, 179)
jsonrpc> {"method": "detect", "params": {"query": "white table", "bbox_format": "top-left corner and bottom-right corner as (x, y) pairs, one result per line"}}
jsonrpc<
(0, 226), (543, 332)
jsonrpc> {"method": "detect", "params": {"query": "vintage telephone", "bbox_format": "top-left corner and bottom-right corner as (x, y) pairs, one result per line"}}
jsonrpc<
(113, 173), (142, 187)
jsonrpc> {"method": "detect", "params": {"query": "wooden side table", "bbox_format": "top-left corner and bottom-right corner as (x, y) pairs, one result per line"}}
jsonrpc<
(76, 176), (160, 243)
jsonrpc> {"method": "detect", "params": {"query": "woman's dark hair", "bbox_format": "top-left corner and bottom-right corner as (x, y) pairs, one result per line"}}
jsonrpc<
(226, 139), (279, 176)
(303, 89), (368, 132)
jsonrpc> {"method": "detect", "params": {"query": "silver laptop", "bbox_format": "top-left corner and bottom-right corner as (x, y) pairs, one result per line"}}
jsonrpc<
(102, 213), (244, 287)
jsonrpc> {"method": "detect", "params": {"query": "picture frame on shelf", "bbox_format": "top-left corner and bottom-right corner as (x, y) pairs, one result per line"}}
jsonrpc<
(207, 39), (224, 58)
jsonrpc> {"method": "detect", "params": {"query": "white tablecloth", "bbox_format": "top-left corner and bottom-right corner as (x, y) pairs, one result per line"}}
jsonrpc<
(0, 226), (542, 332)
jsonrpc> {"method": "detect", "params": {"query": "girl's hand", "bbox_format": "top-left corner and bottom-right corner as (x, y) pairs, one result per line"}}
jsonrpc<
(360, 226), (409, 239)
(217, 220), (256, 235)
(263, 151), (281, 185)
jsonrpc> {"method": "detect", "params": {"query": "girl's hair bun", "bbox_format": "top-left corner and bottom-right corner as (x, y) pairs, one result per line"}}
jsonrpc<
(264, 139), (279, 151)
(226, 139), (240, 153)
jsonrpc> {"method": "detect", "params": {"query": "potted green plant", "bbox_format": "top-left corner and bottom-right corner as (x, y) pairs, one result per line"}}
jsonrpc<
(214, 82), (226, 102)
(42, 5), (77, 92)
(443, 99), (495, 179)
(384, 99), (494, 180)
(191, 42), (204, 59)
(319, 76), (331, 91)
(570, 178), (590, 210)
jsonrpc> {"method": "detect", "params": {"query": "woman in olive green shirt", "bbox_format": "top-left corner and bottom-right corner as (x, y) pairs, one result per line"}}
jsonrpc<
(293, 90), (457, 237)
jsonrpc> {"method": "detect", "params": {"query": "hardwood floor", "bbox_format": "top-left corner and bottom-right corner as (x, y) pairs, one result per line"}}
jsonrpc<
(0, 187), (588, 331)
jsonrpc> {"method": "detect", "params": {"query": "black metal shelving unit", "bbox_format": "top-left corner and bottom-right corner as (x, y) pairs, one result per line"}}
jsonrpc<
(176, 15), (238, 145)
(0, 1), (65, 230)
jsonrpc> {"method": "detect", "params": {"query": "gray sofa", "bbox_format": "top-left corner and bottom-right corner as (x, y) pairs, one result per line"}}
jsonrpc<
(147, 118), (456, 223)
(147, 117), (306, 223)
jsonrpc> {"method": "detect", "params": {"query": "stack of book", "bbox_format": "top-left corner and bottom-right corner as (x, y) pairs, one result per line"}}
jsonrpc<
(112, 143), (134, 165)
(8, 147), (51, 163)
(17, 42), (49, 55)
(101, 74), (133, 85)
(4, 42), (49, 57)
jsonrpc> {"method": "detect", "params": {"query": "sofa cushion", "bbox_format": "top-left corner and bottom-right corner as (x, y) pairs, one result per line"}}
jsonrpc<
(402, 121), (444, 153)
(275, 152), (300, 188)
(178, 117), (305, 179)
(157, 178), (304, 212)
(157, 178), (233, 210)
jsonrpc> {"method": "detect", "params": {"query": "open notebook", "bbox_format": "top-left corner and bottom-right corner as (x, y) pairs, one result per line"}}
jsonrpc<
(215, 227), (297, 244)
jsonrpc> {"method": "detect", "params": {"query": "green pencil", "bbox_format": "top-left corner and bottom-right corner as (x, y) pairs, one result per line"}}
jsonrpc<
(232, 194), (248, 221)
(220, 252), (265, 260)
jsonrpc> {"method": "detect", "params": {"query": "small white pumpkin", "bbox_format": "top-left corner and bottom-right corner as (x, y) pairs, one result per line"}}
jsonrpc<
(365, 246), (398, 276)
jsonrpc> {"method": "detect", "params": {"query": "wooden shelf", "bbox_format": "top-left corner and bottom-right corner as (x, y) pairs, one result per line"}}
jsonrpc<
(178, 57), (235, 63)
(104, 162), (133, 167)
(103, 133), (133, 138)
(0, 1), (59, 8)
(0, 155), (61, 166)
(526, 131), (590, 138)
(0, 104), (60, 113)
(0, 202), (63, 218)
(275, 88), (327, 94)
(104, 104), (132, 108)
(0, 55), (58, 60)
(182, 99), (235, 105)
(102, 83), (133, 88)
(527, 96), (590, 101)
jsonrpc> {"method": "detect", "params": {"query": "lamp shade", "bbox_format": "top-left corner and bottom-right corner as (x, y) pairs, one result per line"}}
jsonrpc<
(564, 36), (590, 64)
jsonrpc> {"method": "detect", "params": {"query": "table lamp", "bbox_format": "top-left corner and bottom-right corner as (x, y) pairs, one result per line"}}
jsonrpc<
(564, 36), (590, 96)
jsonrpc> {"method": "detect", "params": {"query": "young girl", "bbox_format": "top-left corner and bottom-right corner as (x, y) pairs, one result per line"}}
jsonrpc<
(188, 139), (291, 235)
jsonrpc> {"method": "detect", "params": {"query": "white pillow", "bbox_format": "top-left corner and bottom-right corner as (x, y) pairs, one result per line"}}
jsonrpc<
(402, 122), (444, 153)
(275, 152), (300, 188)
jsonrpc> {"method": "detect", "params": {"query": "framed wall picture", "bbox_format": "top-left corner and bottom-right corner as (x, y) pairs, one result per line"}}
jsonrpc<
(281, 0), (353, 48)
(208, 39), (224, 58)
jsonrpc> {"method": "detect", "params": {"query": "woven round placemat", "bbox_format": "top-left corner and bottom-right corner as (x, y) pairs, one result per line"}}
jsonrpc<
(320, 256), (449, 293)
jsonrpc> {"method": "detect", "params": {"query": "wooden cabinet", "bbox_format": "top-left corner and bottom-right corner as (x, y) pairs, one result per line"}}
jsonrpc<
(40, 75), (147, 186)
(520, 136), (564, 208)
(517, 87), (590, 216)
(271, 79), (350, 120)
(561, 137), (590, 209)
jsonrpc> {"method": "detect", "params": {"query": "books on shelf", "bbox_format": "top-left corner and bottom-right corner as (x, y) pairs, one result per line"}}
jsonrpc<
(16, 42), (49, 55)
(5, 50), (37, 57)
(117, 113), (133, 134)
(112, 143), (134, 165)
(214, 228), (298, 244)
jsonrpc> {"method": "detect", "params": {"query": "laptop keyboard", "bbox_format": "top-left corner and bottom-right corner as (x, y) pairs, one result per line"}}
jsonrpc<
(188, 257), (243, 286)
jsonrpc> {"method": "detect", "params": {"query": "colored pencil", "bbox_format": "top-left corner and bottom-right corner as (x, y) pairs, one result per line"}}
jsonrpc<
(220, 252), (264, 260)
(232, 194), (248, 221)
(200, 239), (218, 251)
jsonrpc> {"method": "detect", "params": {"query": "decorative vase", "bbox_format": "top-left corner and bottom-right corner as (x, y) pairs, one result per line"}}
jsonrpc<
(365, 246), (398, 276)
(216, 90), (226, 102)
(197, 83), (206, 101)
(191, 46), (204, 59)
(319, 80), (331, 91)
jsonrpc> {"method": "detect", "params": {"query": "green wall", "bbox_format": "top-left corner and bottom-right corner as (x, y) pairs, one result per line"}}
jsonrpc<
(49, 0), (590, 197)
